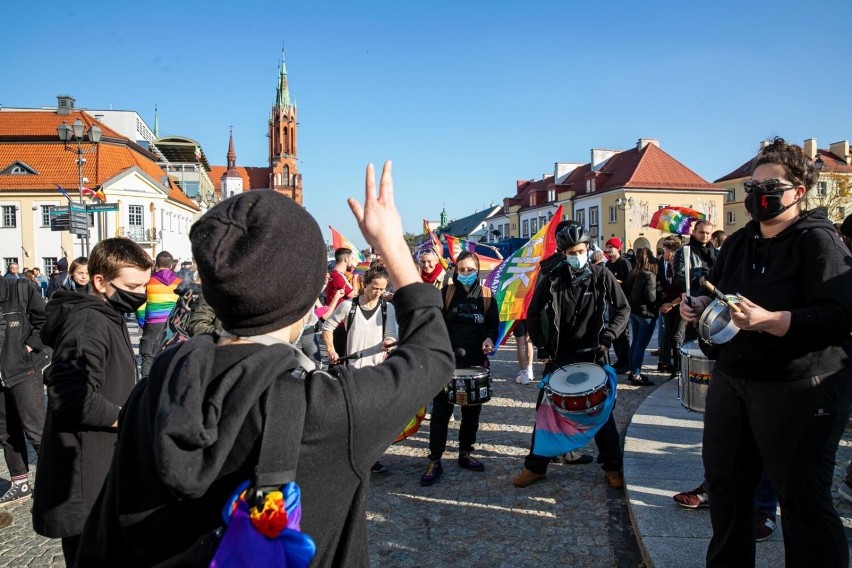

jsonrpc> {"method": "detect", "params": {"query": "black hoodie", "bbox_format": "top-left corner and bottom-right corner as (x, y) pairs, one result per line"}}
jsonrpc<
(703, 209), (852, 381)
(33, 291), (137, 538)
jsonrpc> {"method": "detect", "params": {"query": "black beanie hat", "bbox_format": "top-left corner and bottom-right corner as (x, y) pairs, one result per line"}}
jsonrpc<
(190, 190), (327, 336)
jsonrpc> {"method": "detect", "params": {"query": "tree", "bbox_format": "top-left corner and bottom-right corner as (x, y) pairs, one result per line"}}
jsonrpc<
(403, 232), (418, 251)
(806, 172), (852, 222)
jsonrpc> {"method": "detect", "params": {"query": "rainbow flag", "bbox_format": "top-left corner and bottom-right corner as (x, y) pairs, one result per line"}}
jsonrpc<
(422, 218), (431, 235)
(649, 206), (706, 235)
(352, 261), (371, 278)
(486, 206), (563, 347)
(329, 226), (365, 263)
(443, 235), (477, 262)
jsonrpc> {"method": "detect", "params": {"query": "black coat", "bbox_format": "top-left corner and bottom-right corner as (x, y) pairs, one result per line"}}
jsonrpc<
(442, 277), (499, 368)
(0, 278), (48, 387)
(623, 269), (659, 319)
(33, 291), (137, 538)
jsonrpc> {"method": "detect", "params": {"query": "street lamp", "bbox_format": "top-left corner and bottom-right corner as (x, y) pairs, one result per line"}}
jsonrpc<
(814, 154), (824, 173)
(57, 118), (101, 255)
(615, 197), (634, 210)
(194, 190), (217, 210)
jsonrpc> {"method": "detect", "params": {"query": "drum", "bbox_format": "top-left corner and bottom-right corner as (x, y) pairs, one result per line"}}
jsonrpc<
(445, 367), (492, 406)
(546, 363), (609, 415)
(678, 340), (715, 413)
(698, 296), (741, 345)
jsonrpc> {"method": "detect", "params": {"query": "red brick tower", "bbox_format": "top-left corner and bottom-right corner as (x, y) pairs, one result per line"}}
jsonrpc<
(268, 50), (302, 203)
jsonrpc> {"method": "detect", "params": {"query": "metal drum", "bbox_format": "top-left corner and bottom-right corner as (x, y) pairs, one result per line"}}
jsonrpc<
(546, 363), (609, 415)
(445, 367), (492, 406)
(698, 296), (741, 345)
(678, 340), (715, 413)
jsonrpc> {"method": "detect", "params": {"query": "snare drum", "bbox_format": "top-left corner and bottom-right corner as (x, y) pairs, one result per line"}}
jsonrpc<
(445, 367), (492, 406)
(546, 363), (609, 415)
(698, 296), (741, 345)
(678, 340), (715, 413)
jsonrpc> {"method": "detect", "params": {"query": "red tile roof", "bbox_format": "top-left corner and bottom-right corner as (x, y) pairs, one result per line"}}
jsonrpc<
(716, 148), (852, 183)
(209, 165), (271, 191)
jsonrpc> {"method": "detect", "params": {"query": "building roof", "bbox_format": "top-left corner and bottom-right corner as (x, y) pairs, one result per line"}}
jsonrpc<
(209, 165), (271, 191)
(154, 135), (211, 171)
(715, 148), (852, 183)
(439, 206), (501, 238)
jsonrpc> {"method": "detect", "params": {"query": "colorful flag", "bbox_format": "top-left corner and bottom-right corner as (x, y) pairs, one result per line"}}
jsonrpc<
(81, 187), (96, 199)
(443, 235), (477, 262)
(55, 184), (73, 203)
(486, 205), (563, 347)
(328, 226), (365, 263)
(422, 218), (431, 235)
(649, 206), (706, 235)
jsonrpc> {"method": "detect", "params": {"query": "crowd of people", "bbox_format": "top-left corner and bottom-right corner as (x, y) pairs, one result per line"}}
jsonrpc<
(0, 139), (851, 567)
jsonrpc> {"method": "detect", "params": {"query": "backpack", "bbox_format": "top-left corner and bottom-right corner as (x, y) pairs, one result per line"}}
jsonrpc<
(442, 283), (492, 314)
(155, 289), (197, 356)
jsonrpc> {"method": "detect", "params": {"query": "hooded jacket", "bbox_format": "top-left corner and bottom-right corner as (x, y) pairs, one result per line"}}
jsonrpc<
(704, 209), (852, 381)
(442, 276), (498, 368)
(136, 269), (182, 328)
(46, 257), (70, 299)
(33, 291), (137, 538)
(75, 283), (454, 567)
(0, 278), (48, 387)
(674, 235), (717, 295)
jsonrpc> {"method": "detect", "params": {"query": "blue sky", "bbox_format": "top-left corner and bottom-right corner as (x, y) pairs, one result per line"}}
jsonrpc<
(3, 0), (850, 249)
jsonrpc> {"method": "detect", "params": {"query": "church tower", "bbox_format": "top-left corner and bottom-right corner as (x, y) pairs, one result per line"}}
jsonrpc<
(221, 127), (243, 200)
(268, 50), (302, 204)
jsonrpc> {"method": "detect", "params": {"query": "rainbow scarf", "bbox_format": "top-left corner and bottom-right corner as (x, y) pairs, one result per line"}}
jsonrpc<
(136, 270), (181, 327)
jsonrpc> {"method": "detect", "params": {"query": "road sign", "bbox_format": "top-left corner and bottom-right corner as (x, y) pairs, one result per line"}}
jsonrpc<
(69, 202), (86, 213)
(50, 215), (70, 231)
(49, 206), (69, 217)
(86, 203), (119, 212)
(69, 208), (89, 236)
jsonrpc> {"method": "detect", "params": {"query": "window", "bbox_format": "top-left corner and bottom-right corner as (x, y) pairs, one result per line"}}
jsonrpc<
(548, 189), (555, 202)
(609, 206), (618, 223)
(530, 218), (538, 235)
(727, 189), (735, 202)
(576, 209), (586, 229)
(727, 211), (736, 225)
(1, 205), (16, 228)
(41, 205), (53, 227)
(589, 206), (599, 227)
(43, 257), (58, 275)
(128, 205), (143, 227)
(503, 223), (509, 237)
(4, 257), (19, 269)
(522, 220), (529, 238)
(11, 166), (28, 175)
(182, 181), (200, 197)
(818, 181), (828, 196)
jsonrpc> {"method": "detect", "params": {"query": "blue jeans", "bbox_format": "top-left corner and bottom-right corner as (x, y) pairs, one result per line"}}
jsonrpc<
(628, 314), (657, 376)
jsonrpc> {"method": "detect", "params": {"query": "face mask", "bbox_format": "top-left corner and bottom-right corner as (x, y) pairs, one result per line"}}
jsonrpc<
(744, 192), (799, 222)
(566, 253), (588, 271)
(106, 282), (147, 314)
(456, 272), (478, 287)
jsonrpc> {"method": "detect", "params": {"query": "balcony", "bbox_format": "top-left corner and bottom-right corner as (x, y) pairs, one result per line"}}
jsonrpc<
(116, 226), (158, 243)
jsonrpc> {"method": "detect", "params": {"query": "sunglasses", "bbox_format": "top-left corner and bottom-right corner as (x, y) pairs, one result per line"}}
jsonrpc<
(743, 178), (800, 194)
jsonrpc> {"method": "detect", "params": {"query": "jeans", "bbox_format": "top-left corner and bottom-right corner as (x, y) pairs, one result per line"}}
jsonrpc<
(139, 322), (166, 378)
(428, 391), (482, 460)
(703, 366), (852, 567)
(656, 313), (665, 350)
(0, 375), (45, 477)
(628, 314), (657, 376)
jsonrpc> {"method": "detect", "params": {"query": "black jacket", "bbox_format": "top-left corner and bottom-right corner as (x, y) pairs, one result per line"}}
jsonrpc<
(33, 291), (137, 538)
(75, 283), (454, 567)
(703, 210), (852, 381)
(528, 261), (629, 366)
(674, 236), (716, 295)
(442, 276), (499, 368)
(0, 278), (48, 387)
(623, 269), (659, 319)
(605, 256), (632, 284)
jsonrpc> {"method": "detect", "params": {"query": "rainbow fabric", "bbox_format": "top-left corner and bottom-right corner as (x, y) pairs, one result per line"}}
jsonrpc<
(443, 235), (477, 262)
(328, 226), (365, 262)
(532, 366), (617, 457)
(485, 205), (563, 347)
(649, 206), (706, 235)
(136, 271), (182, 327)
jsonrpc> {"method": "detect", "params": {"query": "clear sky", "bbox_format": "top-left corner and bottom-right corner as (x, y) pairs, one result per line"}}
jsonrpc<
(3, 0), (850, 250)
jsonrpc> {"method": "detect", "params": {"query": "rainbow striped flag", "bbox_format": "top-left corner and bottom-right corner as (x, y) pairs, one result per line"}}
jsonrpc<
(329, 226), (365, 263)
(486, 206), (563, 347)
(443, 235), (477, 262)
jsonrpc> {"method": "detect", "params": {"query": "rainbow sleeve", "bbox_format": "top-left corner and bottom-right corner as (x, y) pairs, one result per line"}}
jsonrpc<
(139, 279), (181, 327)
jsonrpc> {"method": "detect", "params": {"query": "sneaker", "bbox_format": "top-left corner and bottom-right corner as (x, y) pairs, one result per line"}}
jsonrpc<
(605, 471), (624, 489)
(839, 480), (852, 503)
(551, 450), (593, 465)
(370, 462), (388, 474)
(629, 375), (655, 387)
(0, 481), (32, 507)
(420, 460), (443, 486)
(515, 370), (530, 385)
(458, 452), (485, 472)
(755, 510), (776, 542)
(512, 468), (546, 488)
(673, 484), (709, 509)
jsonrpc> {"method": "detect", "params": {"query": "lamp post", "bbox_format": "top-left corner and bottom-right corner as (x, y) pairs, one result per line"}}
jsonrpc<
(615, 196), (634, 210)
(57, 118), (101, 255)
(194, 190), (217, 211)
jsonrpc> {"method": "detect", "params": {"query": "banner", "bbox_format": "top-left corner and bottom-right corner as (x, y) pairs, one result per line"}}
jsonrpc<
(486, 205), (563, 347)
(328, 226), (365, 263)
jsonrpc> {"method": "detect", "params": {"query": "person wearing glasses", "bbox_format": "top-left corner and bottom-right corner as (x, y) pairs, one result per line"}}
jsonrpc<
(680, 138), (852, 567)
(420, 251), (498, 486)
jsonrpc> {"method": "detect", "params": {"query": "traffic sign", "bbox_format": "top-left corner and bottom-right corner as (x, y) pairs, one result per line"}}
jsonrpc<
(49, 206), (69, 217)
(86, 203), (119, 212)
(69, 202), (86, 213)
(50, 215), (70, 231)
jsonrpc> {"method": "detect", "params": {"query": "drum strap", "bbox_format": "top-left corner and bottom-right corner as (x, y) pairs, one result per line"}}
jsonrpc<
(346, 298), (387, 336)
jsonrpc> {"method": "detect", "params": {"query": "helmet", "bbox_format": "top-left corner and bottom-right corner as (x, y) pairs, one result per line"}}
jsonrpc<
(555, 221), (589, 250)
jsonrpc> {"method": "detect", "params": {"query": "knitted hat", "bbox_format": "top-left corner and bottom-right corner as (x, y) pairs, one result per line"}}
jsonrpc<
(190, 190), (327, 336)
(605, 237), (623, 250)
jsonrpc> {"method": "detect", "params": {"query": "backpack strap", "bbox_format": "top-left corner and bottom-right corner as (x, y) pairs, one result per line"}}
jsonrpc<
(442, 283), (455, 312)
(346, 297), (388, 336)
(381, 298), (387, 336)
(444, 282), (491, 314)
(481, 285), (492, 314)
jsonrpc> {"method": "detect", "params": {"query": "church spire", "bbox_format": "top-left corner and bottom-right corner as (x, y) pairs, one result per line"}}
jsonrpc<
(226, 126), (237, 175)
(275, 49), (291, 110)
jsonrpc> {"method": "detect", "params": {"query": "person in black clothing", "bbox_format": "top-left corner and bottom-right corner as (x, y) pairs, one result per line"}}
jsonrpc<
(46, 257), (69, 299)
(421, 251), (498, 486)
(75, 163), (455, 568)
(681, 138), (852, 567)
(605, 237), (631, 372)
(0, 277), (48, 507)
(513, 222), (629, 489)
(657, 236), (682, 375)
(672, 219), (716, 368)
(33, 238), (153, 567)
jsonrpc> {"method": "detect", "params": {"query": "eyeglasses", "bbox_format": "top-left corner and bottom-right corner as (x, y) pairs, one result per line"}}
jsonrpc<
(743, 178), (800, 194)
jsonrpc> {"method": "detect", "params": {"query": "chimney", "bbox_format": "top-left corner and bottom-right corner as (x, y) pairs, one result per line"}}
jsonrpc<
(591, 149), (619, 172)
(637, 138), (660, 151)
(56, 95), (75, 116)
(829, 140), (851, 165)
(803, 138), (817, 159)
(554, 162), (582, 185)
(759, 139), (771, 149)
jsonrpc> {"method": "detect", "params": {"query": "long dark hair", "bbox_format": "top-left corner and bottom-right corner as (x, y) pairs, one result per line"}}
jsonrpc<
(630, 247), (657, 276)
(455, 250), (480, 271)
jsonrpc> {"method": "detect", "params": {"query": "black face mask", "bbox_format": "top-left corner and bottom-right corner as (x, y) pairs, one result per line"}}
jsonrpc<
(744, 192), (800, 222)
(106, 282), (147, 314)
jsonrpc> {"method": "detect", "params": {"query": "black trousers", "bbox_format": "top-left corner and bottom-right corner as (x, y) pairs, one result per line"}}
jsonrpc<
(660, 309), (681, 369)
(139, 322), (166, 378)
(703, 365), (852, 567)
(0, 375), (44, 478)
(613, 329), (630, 369)
(428, 391), (482, 460)
(524, 359), (622, 474)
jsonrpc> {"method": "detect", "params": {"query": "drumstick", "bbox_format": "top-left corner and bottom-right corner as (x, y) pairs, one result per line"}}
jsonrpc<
(702, 280), (742, 313)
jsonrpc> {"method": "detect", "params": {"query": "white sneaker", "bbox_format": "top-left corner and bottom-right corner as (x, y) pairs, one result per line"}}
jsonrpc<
(515, 371), (530, 385)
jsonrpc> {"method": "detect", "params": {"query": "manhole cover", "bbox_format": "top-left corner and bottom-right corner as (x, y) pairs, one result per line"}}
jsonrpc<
(0, 512), (12, 530)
